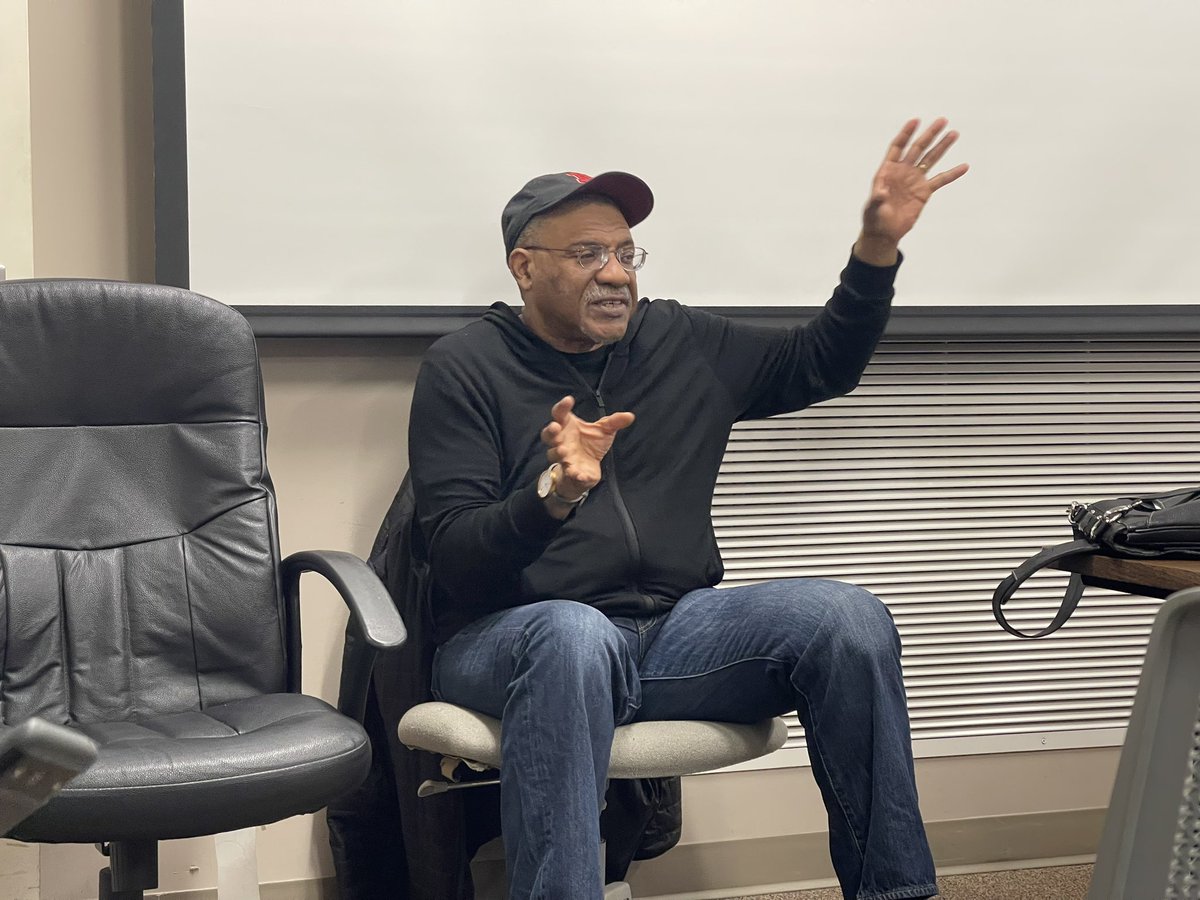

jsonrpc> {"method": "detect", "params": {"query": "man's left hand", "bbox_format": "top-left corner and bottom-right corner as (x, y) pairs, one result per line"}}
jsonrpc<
(853, 117), (969, 266)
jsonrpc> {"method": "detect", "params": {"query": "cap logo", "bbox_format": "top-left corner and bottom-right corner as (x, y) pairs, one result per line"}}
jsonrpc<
(564, 172), (592, 184)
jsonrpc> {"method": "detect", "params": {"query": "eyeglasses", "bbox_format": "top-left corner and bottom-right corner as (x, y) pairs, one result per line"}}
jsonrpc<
(522, 243), (648, 272)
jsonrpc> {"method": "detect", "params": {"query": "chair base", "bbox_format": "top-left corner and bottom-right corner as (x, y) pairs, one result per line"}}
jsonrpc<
(98, 840), (158, 900)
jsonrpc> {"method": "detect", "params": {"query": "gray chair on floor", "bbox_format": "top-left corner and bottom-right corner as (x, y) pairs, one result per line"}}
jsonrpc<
(0, 280), (405, 899)
(1088, 584), (1200, 899)
(399, 700), (788, 899)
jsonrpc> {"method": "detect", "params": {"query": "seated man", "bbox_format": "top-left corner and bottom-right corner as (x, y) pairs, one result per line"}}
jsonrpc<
(408, 119), (968, 900)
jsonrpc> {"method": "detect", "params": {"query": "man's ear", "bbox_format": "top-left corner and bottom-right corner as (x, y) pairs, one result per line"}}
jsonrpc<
(508, 248), (534, 290)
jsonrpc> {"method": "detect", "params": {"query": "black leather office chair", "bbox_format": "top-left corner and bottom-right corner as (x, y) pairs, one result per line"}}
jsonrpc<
(0, 280), (405, 899)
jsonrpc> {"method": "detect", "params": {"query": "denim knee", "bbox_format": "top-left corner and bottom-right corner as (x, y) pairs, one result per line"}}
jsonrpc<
(813, 580), (901, 663)
(517, 600), (621, 660)
(515, 601), (639, 712)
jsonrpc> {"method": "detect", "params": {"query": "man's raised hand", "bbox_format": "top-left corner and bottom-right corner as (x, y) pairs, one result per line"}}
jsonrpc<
(853, 117), (969, 266)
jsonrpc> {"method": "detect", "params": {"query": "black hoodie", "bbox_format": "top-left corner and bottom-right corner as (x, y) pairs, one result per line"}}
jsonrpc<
(409, 253), (898, 642)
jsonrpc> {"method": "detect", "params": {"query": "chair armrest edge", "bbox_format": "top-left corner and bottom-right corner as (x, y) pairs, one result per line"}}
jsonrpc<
(281, 550), (407, 650)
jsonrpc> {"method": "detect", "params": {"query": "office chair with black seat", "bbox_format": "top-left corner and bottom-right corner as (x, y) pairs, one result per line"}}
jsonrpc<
(0, 280), (405, 899)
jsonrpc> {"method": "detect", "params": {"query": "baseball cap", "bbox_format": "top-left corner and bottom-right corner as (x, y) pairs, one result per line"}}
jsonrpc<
(501, 171), (654, 257)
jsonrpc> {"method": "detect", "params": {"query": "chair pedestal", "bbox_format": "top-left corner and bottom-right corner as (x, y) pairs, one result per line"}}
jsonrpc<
(98, 840), (158, 899)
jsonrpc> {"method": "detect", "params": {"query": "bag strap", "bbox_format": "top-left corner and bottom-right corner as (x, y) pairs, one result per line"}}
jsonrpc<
(992, 539), (1098, 638)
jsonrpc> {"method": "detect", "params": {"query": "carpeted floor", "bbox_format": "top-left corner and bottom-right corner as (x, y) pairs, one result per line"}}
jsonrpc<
(730, 863), (1093, 899)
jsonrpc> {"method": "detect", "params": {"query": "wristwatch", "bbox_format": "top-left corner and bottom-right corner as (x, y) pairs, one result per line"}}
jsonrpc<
(537, 463), (588, 508)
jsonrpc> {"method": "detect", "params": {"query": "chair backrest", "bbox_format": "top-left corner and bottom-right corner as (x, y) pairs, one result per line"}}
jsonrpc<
(0, 280), (288, 727)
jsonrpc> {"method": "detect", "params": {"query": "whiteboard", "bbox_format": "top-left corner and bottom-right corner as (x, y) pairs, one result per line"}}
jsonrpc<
(180, 0), (1200, 309)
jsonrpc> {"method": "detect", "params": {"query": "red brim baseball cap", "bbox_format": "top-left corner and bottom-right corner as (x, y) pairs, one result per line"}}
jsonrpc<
(501, 171), (654, 257)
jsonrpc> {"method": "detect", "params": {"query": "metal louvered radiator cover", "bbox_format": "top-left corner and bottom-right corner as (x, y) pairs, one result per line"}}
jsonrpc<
(713, 337), (1200, 765)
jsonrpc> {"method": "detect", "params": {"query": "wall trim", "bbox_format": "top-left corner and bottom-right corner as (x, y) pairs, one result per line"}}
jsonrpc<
(624, 807), (1105, 899)
(141, 807), (1105, 900)
(236, 303), (1200, 338)
(51, 289), (1200, 343)
(148, 877), (337, 900)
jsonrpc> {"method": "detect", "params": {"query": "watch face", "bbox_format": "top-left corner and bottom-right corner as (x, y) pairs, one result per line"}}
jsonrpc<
(537, 466), (555, 499)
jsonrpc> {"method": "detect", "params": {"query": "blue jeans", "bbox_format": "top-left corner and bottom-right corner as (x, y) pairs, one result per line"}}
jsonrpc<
(431, 578), (938, 900)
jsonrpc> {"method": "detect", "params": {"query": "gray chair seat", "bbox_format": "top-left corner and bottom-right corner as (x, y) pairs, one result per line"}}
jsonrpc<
(399, 702), (788, 898)
(14, 694), (369, 843)
(398, 701), (787, 779)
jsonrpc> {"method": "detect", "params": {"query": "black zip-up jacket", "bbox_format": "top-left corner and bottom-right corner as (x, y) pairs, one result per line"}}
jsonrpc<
(409, 253), (898, 642)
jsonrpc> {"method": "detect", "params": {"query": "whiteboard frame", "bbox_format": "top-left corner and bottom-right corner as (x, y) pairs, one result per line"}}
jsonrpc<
(150, 0), (1200, 338)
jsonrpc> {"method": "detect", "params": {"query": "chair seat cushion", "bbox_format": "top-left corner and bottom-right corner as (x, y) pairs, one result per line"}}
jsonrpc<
(11, 694), (370, 843)
(398, 702), (788, 779)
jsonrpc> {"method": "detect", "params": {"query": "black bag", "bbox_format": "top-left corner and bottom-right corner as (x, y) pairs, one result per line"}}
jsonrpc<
(993, 486), (1200, 639)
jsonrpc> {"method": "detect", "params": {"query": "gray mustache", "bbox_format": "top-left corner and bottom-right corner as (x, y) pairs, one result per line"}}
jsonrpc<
(586, 287), (632, 303)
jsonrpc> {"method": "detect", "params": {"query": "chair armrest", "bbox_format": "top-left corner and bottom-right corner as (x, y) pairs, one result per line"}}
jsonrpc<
(282, 550), (406, 649)
(281, 550), (407, 719)
(0, 718), (98, 834)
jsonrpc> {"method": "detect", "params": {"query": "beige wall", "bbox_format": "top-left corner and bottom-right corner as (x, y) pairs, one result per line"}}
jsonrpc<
(1, 0), (34, 278)
(10, 2), (1120, 896)
(27, 0), (154, 282)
